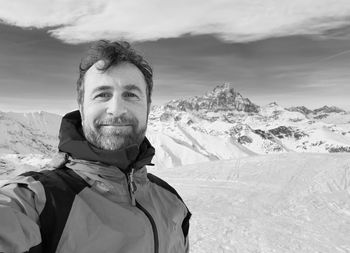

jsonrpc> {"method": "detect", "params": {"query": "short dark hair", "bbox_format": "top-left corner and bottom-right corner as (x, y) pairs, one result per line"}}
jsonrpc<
(77, 40), (153, 105)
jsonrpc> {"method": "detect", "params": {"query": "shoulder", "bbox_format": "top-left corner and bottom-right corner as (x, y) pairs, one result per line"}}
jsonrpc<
(146, 173), (192, 242)
(147, 173), (184, 202)
(21, 167), (89, 193)
(146, 172), (191, 219)
(1, 166), (89, 198)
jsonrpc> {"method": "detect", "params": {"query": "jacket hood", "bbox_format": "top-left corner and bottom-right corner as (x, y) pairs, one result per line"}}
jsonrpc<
(58, 110), (155, 171)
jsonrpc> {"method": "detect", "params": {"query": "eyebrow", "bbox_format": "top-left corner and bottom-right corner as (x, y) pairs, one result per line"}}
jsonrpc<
(91, 84), (144, 95)
(91, 85), (113, 94)
(123, 84), (143, 94)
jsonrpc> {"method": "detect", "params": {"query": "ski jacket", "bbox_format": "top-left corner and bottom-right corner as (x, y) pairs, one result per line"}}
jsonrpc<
(0, 160), (190, 253)
(0, 110), (191, 253)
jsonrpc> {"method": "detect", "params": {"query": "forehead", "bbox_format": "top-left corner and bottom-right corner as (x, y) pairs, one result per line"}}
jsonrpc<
(83, 62), (147, 93)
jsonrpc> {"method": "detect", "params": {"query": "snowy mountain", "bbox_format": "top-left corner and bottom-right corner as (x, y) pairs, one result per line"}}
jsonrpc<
(149, 84), (350, 158)
(287, 105), (346, 115)
(0, 83), (349, 168)
(164, 83), (259, 113)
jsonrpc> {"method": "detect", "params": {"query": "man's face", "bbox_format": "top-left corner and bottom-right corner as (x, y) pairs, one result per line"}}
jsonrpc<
(80, 61), (149, 151)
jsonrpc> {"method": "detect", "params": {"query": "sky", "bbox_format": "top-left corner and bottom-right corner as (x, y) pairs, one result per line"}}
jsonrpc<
(0, 0), (349, 115)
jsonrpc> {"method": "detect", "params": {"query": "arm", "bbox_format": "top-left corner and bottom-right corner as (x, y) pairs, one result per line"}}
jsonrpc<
(184, 234), (190, 253)
(0, 176), (46, 253)
(182, 210), (191, 253)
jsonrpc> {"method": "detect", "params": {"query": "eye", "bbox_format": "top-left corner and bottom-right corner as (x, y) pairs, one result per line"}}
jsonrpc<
(94, 92), (111, 99)
(123, 92), (139, 99)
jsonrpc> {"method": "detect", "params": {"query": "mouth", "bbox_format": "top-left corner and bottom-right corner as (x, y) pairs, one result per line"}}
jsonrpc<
(100, 124), (132, 127)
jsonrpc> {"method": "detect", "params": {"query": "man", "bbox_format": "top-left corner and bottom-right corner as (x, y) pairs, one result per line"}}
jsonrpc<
(0, 40), (191, 253)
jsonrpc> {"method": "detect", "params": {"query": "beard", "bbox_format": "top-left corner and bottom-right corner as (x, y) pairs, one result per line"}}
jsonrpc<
(81, 112), (147, 151)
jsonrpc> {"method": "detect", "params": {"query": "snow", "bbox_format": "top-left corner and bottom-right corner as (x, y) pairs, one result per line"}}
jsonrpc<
(148, 101), (350, 157)
(150, 153), (350, 253)
(146, 124), (251, 169)
(315, 113), (350, 125)
(320, 126), (350, 145)
(0, 112), (59, 154)
(0, 154), (50, 185)
(1, 154), (51, 168)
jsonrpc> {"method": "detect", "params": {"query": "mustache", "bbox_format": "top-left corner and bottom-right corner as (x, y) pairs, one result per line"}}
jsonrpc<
(96, 114), (136, 126)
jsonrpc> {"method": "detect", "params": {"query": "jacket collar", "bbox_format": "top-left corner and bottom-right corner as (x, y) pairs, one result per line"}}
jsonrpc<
(65, 157), (149, 187)
(57, 110), (155, 172)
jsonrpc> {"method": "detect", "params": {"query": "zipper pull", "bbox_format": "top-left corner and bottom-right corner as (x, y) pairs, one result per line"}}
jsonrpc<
(128, 168), (137, 206)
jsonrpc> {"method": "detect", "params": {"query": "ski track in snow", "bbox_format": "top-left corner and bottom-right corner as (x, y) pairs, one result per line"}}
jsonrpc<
(150, 153), (350, 253)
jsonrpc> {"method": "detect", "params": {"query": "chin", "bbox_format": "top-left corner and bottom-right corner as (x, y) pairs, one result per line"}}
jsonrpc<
(98, 136), (140, 151)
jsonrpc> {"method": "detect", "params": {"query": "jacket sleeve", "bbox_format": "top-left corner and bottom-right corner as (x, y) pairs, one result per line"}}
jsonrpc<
(0, 176), (46, 253)
(183, 210), (191, 253)
(184, 234), (190, 253)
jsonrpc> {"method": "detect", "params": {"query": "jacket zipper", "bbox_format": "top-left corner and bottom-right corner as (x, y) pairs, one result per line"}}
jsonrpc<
(128, 168), (137, 205)
(127, 168), (159, 253)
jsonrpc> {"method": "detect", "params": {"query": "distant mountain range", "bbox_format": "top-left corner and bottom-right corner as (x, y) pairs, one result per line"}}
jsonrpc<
(1, 83), (349, 169)
(287, 105), (346, 116)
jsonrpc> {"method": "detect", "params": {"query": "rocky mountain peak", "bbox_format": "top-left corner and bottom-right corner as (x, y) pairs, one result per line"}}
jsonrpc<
(267, 102), (279, 107)
(286, 106), (313, 115)
(287, 105), (346, 115)
(164, 83), (259, 113)
(313, 105), (345, 114)
(209, 83), (235, 96)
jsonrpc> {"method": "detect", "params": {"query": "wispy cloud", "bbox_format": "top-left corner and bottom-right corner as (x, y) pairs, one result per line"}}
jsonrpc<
(300, 82), (339, 88)
(0, 0), (350, 43)
(311, 49), (350, 64)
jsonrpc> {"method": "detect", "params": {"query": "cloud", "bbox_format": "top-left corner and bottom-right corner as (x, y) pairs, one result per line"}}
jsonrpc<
(0, 0), (350, 43)
(300, 82), (339, 88)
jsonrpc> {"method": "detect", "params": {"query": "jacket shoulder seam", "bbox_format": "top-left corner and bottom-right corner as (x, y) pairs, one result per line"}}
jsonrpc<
(147, 173), (183, 201)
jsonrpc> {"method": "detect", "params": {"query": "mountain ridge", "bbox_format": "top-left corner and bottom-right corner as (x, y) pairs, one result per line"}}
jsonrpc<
(1, 83), (349, 169)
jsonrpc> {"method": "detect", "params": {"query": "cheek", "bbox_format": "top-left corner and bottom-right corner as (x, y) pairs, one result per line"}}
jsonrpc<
(82, 104), (104, 123)
(137, 107), (148, 122)
(128, 107), (147, 125)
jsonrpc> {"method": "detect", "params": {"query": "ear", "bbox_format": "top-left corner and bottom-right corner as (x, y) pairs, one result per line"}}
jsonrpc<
(146, 102), (152, 118)
(78, 103), (84, 122)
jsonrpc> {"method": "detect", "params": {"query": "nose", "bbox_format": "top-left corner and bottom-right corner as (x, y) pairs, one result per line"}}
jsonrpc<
(105, 95), (128, 116)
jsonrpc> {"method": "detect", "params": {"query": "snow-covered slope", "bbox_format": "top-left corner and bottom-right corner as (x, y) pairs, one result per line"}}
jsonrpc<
(151, 153), (350, 253)
(0, 111), (60, 155)
(146, 127), (252, 169)
(5, 111), (61, 137)
(0, 154), (50, 180)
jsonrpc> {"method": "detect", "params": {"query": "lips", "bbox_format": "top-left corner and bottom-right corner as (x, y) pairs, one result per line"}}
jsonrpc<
(100, 124), (132, 126)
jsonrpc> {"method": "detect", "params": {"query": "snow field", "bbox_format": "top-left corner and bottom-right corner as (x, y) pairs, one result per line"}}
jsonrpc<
(151, 153), (350, 252)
